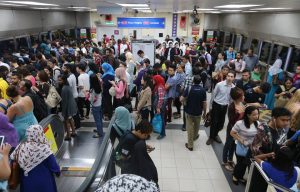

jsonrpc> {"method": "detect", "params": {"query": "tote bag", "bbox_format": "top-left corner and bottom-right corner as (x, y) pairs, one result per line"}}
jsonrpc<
(151, 114), (162, 134)
(236, 141), (249, 157)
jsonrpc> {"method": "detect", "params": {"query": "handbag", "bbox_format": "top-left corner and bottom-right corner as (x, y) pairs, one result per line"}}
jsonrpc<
(109, 86), (116, 97)
(204, 111), (211, 127)
(122, 82), (132, 113)
(151, 114), (162, 133)
(8, 145), (22, 189)
(236, 141), (249, 157)
(45, 85), (62, 108)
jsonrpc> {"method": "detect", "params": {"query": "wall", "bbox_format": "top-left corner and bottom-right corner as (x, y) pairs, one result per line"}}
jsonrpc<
(0, 9), (91, 39)
(218, 13), (300, 46)
(89, 12), (204, 42)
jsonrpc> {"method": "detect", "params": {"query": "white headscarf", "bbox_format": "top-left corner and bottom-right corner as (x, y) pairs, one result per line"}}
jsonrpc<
(11, 125), (52, 176)
(268, 59), (283, 76)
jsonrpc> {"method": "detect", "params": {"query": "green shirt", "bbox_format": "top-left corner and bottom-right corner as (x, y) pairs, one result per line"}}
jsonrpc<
(251, 71), (261, 81)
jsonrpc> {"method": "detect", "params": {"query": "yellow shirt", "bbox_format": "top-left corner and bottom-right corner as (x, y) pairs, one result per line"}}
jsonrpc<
(0, 78), (9, 99)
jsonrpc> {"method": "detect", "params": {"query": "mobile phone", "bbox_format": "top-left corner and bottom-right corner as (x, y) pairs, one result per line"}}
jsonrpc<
(0, 136), (4, 147)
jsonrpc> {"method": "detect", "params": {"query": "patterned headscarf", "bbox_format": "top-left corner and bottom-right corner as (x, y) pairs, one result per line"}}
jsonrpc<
(95, 174), (159, 192)
(10, 125), (52, 176)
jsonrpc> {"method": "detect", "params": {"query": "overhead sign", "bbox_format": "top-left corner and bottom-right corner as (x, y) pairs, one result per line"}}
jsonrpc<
(172, 14), (178, 37)
(117, 17), (165, 29)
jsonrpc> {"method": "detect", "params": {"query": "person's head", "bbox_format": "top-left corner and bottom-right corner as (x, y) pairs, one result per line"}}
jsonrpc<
(162, 42), (166, 48)
(122, 37), (126, 44)
(181, 55), (189, 64)
(143, 58), (150, 67)
(6, 85), (19, 99)
(76, 63), (86, 73)
(226, 70), (235, 83)
(296, 66), (300, 75)
(230, 87), (244, 102)
(37, 70), (49, 83)
(10, 71), (22, 86)
(141, 74), (153, 90)
(135, 120), (153, 139)
(284, 77), (294, 89)
(58, 74), (69, 86)
(168, 64), (176, 76)
(26, 125), (48, 144)
(63, 64), (72, 74)
(236, 52), (241, 60)
(105, 48), (112, 56)
(272, 146), (295, 180)
(229, 46), (234, 52)
(125, 51), (133, 61)
(243, 106), (259, 128)
(168, 41), (173, 48)
(253, 65), (260, 73)
(257, 82), (271, 94)
(218, 52), (225, 60)
(19, 79), (32, 93)
(193, 75), (201, 85)
(271, 107), (291, 129)
(174, 41), (179, 48)
(241, 69), (251, 82)
(247, 48), (254, 56)
(115, 67), (127, 81)
(177, 64), (184, 73)
(88, 62), (99, 74)
(90, 74), (101, 94)
(221, 65), (230, 76)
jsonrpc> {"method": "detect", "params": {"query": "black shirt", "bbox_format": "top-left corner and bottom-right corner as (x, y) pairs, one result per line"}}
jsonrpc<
(236, 79), (256, 92)
(118, 131), (140, 159)
(244, 88), (265, 104)
(184, 84), (206, 116)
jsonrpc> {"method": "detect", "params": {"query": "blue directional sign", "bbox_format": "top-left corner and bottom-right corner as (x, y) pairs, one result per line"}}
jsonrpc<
(117, 17), (165, 29)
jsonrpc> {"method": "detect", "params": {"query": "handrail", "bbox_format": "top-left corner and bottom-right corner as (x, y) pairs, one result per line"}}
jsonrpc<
(76, 114), (115, 192)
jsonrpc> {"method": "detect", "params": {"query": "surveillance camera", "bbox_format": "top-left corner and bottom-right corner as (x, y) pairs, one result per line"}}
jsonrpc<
(134, 10), (138, 14)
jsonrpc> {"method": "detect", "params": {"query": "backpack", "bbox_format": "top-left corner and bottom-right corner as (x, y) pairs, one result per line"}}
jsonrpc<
(45, 85), (62, 108)
(27, 91), (48, 122)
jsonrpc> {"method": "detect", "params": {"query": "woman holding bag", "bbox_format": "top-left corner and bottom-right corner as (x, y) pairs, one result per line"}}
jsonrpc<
(152, 75), (167, 140)
(230, 106), (259, 185)
(109, 67), (128, 109)
(137, 74), (152, 122)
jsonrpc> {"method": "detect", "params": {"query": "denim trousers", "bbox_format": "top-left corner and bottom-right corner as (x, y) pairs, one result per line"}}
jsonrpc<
(92, 106), (103, 136)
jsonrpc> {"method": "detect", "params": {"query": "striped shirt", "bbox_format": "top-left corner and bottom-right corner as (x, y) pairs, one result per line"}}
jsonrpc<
(0, 78), (9, 99)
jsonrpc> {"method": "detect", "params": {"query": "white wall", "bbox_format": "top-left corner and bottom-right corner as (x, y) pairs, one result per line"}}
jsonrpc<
(218, 13), (300, 46)
(90, 12), (204, 42)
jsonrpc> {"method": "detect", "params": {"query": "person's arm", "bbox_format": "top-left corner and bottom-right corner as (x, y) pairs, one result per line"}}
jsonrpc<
(230, 123), (245, 144)
(285, 130), (300, 146)
(45, 154), (61, 177)
(6, 105), (16, 122)
(274, 87), (285, 98)
(114, 81), (125, 94)
(240, 61), (246, 72)
(254, 152), (275, 164)
(0, 143), (12, 180)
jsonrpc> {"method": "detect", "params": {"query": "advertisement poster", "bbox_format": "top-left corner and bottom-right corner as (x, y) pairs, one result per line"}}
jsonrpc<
(117, 17), (165, 29)
(80, 28), (87, 39)
(207, 31), (214, 41)
(180, 16), (186, 29)
(44, 124), (58, 154)
(192, 26), (200, 35)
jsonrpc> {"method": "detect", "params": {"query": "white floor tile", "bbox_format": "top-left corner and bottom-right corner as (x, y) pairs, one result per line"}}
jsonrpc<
(179, 179), (197, 191)
(195, 179), (214, 192)
(175, 158), (192, 168)
(177, 168), (194, 179)
(162, 178), (180, 191)
(161, 167), (178, 179)
(211, 178), (232, 192)
(190, 158), (207, 169)
(192, 169), (210, 179)
(161, 158), (177, 168)
(207, 168), (226, 180)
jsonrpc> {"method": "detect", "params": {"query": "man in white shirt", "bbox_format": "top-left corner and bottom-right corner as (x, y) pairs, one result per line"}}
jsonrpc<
(206, 70), (236, 145)
(76, 63), (91, 119)
(234, 52), (246, 80)
(119, 38), (130, 55)
(181, 55), (192, 76)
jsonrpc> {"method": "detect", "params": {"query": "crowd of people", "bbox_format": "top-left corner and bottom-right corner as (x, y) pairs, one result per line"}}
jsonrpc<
(0, 33), (300, 191)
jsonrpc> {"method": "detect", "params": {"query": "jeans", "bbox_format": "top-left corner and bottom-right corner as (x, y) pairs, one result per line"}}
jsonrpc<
(92, 106), (103, 136)
(186, 114), (201, 148)
(210, 101), (228, 139)
(222, 127), (235, 163)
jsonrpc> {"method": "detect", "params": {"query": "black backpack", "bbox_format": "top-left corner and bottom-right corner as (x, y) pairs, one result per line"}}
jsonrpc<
(26, 91), (48, 122)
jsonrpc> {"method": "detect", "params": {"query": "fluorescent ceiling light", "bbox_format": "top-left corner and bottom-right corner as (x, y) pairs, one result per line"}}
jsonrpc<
(68, 7), (91, 9)
(3, 1), (59, 6)
(243, 11), (258, 13)
(221, 9), (242, 12)
(140, 10), (152, 13)
(90, 9), (97, 11)
(215, 4), (262, 9)
(132, 7), (150, 10)
(250, 7), (291, 10)
(32, 7), (48, 9)
(117, 3), (148, 7)
(210, 11), (222, 14)
(0, 3), (25, 6)
(197, 8), (217, 11)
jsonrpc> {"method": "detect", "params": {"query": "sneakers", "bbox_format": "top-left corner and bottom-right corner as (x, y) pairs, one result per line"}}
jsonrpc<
(222, 162), (234, 172)
(157, 135), (165, 140)
(206, 138), (214, 145)
(214, 135), (222, 143)
(181, 127), (186, 131)
(185, 143), (193, 151)
(173, 113), (181, 119)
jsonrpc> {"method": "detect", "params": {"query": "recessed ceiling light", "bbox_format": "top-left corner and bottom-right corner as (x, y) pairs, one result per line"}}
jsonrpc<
(132, 7), (150, 10)
(0, 3), (25, 6)
(3, 1), (59, 6)
(67, 6), (91, 9)
(197, 8), (217, 11)
(116, 3), (148, 7)
(215, 4), (262, 9)
(250, 7), (291, 10)
(221, 9), (242, 12)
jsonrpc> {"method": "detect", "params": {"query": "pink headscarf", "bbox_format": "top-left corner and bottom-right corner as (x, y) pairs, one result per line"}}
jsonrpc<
(115, 67), (127, 82)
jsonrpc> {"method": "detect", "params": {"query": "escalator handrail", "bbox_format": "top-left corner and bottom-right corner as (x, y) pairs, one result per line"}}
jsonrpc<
(76, 115), (115, 192)
(39, 114), (62, 128)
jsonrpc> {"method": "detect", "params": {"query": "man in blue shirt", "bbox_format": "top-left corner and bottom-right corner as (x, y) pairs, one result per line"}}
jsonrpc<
(181, 75), (207, 151)
(243, 48), (259, 71)
(165, 64), (177, 123)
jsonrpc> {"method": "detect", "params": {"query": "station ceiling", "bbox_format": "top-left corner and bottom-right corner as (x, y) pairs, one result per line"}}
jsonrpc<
(0, 0), (299, 13)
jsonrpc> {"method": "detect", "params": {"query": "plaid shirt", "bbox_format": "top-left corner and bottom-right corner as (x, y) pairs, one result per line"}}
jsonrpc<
(182, 75), (193, 90)
(157, 86), (166, 109)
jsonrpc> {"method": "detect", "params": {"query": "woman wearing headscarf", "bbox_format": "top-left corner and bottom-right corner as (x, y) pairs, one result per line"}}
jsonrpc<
(110, 106), (133, 144)
(152, 75), (167, 140)
(264, 59), (284, 110)
(101, 63), (115, 120)
(95, 174), (159, 192)
(109, 67), (128, 109)
(0, 113), (18, 147)
(10, 125), (60, 192)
